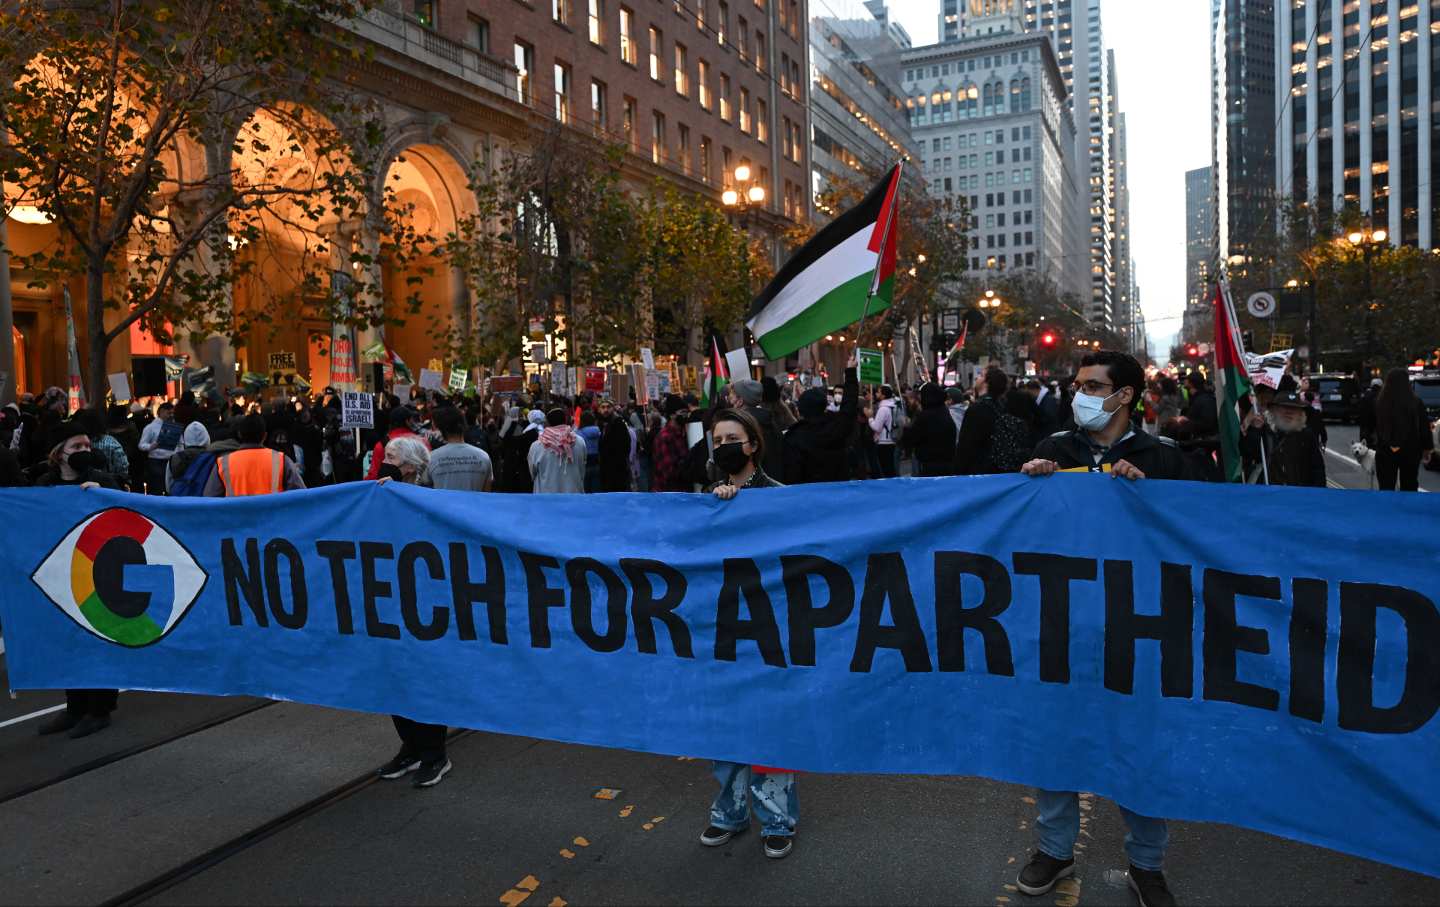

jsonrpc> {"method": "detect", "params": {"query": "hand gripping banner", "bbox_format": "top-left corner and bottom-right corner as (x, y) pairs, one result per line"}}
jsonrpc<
(1, 478), (1437, 877)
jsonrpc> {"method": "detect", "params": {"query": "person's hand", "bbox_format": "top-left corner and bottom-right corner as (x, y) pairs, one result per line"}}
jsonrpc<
(847, 350), (858, 369)
(376, 476), (392, 486)
(1243, 411), (1264, 431)
(713, 482), (738, 500)
(1020, 459), (1058, 477)
(1424, 450), (1434, 465)
(79, 481), (99, 490)
(1112, 459), (1146, 481)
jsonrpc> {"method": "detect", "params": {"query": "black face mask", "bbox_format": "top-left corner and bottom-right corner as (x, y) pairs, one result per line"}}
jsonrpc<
(66, 450), (98, 474)
(713, 441), (751, 477)
(377, 462), (405, 482)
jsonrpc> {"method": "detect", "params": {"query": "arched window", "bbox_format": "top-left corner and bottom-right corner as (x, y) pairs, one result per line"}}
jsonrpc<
(992, 80), (1005, 113)
(968, 84), (979, 118)
(1010, 79), (1021, 111)
(982, 82), (993, 116)
(1020, 77), (1032, 111)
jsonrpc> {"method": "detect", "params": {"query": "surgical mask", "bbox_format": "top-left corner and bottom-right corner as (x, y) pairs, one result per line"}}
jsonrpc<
(1072, 390), (1121, 432)
(377, 462), (405, 483)
(712, 442), (751, 476)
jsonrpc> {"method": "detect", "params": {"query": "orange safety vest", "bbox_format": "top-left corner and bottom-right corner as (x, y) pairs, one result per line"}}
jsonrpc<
(218, 448), (284, 496)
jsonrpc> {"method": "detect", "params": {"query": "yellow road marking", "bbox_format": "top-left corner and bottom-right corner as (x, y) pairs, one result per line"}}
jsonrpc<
(619, 805), (634, 818)
(573, 836), (590, 847)
(559, 849), (575, 860)
(593, 788), (620, 800)
(516, 876), (540, 892)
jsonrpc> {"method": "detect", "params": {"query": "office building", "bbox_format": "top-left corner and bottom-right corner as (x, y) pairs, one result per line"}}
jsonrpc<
(1183, 165), (1216, 342)
(1211, 0), (1276, 262)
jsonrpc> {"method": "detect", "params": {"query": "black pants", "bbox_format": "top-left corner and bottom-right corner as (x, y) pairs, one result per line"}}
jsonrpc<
(145, 458), (169, 495)
(1376, 447), (1421, 491)
(875, 445), (898, 478)
(392, 716), (447, 764)
(66, 689), (118, 717)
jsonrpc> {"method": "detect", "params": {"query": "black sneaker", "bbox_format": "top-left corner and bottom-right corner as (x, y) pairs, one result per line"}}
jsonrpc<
(1016, 851), (1075, 896)
(412, 758), (452, 788)
(376, 751), (421, 779)
(37, 712), (79, 736)
(1127, 866), (1176, 907)
(763, 835), (793, 859)
(699, 825), (746, 846)
(67, 714), (110, 739)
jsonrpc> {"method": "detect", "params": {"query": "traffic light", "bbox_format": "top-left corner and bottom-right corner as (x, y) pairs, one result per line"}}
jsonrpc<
(1039, 331), (1057, 349)
(1186, 343), (1200, 358)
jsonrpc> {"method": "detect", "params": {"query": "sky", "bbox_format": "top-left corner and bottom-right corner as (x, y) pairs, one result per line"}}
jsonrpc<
(889, 0), (1212, 356)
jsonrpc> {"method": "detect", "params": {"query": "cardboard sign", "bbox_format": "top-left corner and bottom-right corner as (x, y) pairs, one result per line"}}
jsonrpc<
(640, 348), (655, 370)
(418, 368), (443, 391)
(529, 342), (548, 364)
(551, 362), (570, 396)
(725, 348), (751, 383)
(268, 351), (296, 372)
(684, 366), (698, 391)
(611, 371), (631, 404)
(585, 367), (607, 394)
(491, 376), (524, 394)
(858, 349), (885, 385)
(629, 365), (649, 404)
(646, 370), (662, 402)
(341, 391), (374, 429)
(426, 358), (444, 374)
(107, 372), (132, 403)
(448, 367), (468, 393)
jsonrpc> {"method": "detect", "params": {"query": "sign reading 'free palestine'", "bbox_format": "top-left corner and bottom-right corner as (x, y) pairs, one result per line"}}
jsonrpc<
(2, 477), (1438, 878)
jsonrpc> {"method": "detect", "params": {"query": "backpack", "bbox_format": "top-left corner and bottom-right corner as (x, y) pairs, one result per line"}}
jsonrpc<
(980, 398), (1031, 473)
(169, 452), (217, 497)
(890, 400), (909, 444)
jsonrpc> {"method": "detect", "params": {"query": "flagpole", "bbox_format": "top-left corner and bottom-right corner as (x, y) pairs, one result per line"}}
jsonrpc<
(853, 162), (903, 360)
(1219, 276), (1269, 485)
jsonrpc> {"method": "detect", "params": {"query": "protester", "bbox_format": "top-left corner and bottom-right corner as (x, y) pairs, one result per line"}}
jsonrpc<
(137, 401), (183, 494)
(955, 368), (1030, 474)
(597, 398), (635, 492)
(1182, 372), (1218, 439)
(498, 409), (542, 493)
(1155, 376), (1183, 434)
(166, 421), (213, 493)
(107, 403), (144, 491)
(945, 386), (967, 434)
(651, 395), (693, 492)
(729, 378), (786, 480)
(1256, 390), (1326, 487)
(1357, 377), (1382, 447)
(900, 383), (956, 477)
(1373, 367), (1433, 491)
(578, 409), (602, 492)
(784, 356), (859, 484)
(530, 408), (586, 494)
(427, 406), (493, 491)
(364, 406), (421, 481)
(369, 435), (453, 789)
(203, 414), (306, 496)
(33, 424), (120, 739)
(867, 384), (901, 478)
(1015, 350), (1185, 907)
(698, 407), (794, 859)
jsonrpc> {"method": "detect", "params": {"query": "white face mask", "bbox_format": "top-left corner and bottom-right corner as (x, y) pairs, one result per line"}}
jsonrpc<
(1072, 389), (1121, 432)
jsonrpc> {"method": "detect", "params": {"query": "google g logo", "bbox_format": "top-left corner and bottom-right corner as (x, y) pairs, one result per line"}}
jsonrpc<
(31, 508), (207, 647)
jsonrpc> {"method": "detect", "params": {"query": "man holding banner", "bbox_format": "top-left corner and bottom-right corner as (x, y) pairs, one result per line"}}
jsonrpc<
(1018, 350), (1183, 907)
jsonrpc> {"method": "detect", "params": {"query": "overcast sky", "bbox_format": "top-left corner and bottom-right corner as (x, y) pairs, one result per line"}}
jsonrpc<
(890, 0), (1212, 355)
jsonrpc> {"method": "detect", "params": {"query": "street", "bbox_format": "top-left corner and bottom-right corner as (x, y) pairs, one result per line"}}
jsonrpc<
(2, 502), (1435, 907)
(1319, 423), (1440, 493)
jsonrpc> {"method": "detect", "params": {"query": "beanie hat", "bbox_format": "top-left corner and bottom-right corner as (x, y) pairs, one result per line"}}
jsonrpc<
(797, 387), (828, 419)
(732, 378), (763, 406)
(182, 421), (211, 448)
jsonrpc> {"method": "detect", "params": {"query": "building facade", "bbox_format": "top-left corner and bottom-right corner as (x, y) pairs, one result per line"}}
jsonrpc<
(810, 0), (919, 211)
(3, 0), (810, 396)
(1274, 0), (1436, 249)
(1210, 0), (1276, 263)
(900, 2), (1087, 303)
(1113, 105), (1140, 353)
(1183, 165), (1217, 342)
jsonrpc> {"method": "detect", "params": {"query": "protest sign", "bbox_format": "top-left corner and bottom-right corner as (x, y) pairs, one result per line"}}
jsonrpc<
(550, 362), (570, 396)
(340, 391), (374, 429)
(858, 348), (885, 385)
(107, 372), (132, 403)
(448, 367), (468, 394)
(3, 479), (1438, 877)
(640, 348), (655, 370)
(629, 365), (649, 404)
(490, 376), (524, 395)
(585, 367), (607, 394)
(611, 370), (630, 404)
(644, 369), (661, 403)
(1245, 349), (1294, 390)
(418, 368), (443, 391)
(725, 348), (751, 383)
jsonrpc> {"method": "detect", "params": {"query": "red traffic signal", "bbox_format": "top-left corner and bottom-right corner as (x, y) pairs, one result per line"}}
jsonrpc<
(1040, 331), (1057, 348)
(1186, 344), (1199, 357)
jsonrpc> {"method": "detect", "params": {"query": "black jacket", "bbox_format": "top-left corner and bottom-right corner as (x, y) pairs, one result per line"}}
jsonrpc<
(784, 369), (859, 485)
(598, 416), (634, 491)
(1185, 388), (1218, 437)
(1033, 428), (1194, 481)
(743, 403), (786, 481)
(1264, 428), (1327, 487)
(901, 405), (957, 475)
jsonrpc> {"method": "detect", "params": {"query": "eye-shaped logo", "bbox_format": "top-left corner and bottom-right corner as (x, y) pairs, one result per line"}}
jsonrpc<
(31, 508), (207, 648)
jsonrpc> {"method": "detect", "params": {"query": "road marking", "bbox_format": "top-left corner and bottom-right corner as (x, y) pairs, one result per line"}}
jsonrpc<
(558, 849), (575, 860)
(592, 788), (620, 800)
(0, 703), (67, 730)
(618, 805), (633, 818)
(573, 837), (589, 847)
(1324, 447), (1429, 491)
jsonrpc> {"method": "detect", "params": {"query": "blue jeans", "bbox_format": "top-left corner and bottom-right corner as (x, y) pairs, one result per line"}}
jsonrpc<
(709, 761), (798, 837)
(1035, 789), (1167, 871)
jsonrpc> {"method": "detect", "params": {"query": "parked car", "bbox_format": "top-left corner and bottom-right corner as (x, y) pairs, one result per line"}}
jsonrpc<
(1410, 372), (1440, 421)
(1311, 374), (1360, 423)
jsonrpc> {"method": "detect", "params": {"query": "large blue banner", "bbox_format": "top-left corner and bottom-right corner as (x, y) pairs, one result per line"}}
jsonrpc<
(1, 478), (1437, 876)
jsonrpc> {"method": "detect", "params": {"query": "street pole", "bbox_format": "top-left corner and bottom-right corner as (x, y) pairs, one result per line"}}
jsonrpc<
(0, 208), (13, 406)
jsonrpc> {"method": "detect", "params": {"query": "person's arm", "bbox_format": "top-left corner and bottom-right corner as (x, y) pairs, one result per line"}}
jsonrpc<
(527, 441), (541, 478)
(1418, 405), (1434, 453)
(283, 456), (307, 491)
(203, 458), (226, 497)
(364, 440), (384, 480)
(138, 420), (159, 452)
(1310, 434), (1327, 487)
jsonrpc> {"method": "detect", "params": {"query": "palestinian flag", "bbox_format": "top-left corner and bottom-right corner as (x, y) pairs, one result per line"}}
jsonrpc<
(745, 163), (902, 359)
(1213, 279), (1253, 483)
(700, 335), (729, 408)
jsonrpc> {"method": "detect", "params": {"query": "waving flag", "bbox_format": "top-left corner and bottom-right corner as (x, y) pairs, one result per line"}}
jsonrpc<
(1213, 279), (1254, 483)
(745, 164), (902, 359)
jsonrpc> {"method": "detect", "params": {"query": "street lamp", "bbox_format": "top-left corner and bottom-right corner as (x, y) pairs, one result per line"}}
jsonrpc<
(1346, 225), (1388, 378)
(978, 289), (1002, 309)
(721, 164), (767, 223)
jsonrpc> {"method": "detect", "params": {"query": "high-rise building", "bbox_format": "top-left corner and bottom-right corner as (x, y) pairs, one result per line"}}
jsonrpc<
(810, 0), (920, 215)
(900, 4), (1088, 302)
(1016, 0), (1120, 331)
(1113, 105), (1139, 353)
(1211, 0), (1276, 262)
(1274, 0), (1436, 249)
(1183, 166), (1216, 342)
(864, 0), (913, 48)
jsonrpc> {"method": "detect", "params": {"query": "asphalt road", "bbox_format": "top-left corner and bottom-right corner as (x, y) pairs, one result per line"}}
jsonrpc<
(1320, 423), (1440, 492)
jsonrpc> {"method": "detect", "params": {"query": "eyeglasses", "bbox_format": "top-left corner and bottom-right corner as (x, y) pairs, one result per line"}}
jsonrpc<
(1071, 380), (1114, 395)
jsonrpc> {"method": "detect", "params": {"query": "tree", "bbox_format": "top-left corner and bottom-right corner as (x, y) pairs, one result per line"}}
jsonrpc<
(0, 0), (396, 408)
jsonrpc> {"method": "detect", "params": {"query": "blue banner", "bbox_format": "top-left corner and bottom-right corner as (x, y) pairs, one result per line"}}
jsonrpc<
(1, 478), (1437, 877)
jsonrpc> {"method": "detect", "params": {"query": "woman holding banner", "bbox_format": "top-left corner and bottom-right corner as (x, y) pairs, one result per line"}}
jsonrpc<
(373, 435), (453, 789)
(698, 409), (796, 858)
